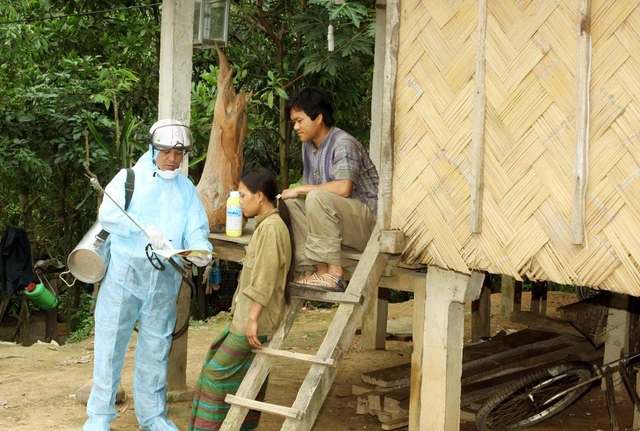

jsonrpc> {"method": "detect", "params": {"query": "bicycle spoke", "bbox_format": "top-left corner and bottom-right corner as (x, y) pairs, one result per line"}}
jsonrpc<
(484, 372), (587, 429)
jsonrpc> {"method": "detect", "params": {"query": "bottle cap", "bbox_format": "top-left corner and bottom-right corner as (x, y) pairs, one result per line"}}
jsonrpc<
(230, 191), (240, 198)
(26, 283), (36, 292)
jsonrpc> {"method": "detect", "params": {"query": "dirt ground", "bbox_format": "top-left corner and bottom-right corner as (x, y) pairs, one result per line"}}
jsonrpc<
(0, 291), (636, 430)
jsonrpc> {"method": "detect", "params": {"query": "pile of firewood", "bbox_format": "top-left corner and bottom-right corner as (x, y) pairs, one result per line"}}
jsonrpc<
(351, 362), (411, 430)
(351, 320), (602, 430)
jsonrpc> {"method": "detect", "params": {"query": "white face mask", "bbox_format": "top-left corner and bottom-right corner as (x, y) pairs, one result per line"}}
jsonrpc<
(155, 167), (180, 179)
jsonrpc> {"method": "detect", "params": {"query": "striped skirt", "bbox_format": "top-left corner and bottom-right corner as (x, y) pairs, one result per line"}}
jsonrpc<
(189, 326), (268, 431)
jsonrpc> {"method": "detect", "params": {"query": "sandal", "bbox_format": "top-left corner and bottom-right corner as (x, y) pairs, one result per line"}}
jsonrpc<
(295, 272), (346, 292)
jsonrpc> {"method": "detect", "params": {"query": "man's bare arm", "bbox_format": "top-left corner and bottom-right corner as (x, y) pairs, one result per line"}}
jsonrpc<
(281, 179), (353, 199)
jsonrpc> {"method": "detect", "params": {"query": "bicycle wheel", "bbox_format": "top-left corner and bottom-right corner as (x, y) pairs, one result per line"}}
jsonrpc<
(475, 362), (594, 431)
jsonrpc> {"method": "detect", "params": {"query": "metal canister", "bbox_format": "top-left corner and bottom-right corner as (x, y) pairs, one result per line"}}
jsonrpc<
(67, 221), (111, 283)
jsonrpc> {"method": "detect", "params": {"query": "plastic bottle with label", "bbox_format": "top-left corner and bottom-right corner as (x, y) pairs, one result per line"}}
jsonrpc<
(226, 191), (243, 237)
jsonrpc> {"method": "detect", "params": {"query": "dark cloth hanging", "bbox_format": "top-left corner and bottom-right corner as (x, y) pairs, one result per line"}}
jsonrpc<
(0, 226), (34, 295)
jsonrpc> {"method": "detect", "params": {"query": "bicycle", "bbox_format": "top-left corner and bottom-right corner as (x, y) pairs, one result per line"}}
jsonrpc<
(474, 351), (640, 431)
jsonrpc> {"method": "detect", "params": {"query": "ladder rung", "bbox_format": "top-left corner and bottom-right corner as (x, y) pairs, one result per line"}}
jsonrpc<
(225, 394), (304, 420)
(252, 346), (336, 367)
(289, 284), (364, 304)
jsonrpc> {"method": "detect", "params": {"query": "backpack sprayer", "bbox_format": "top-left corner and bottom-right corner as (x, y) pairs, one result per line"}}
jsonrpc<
(60, 175), (196, 339)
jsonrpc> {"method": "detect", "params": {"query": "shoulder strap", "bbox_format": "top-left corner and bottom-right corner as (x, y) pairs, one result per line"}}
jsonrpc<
(96, 169), (135, 243)
(124, 168), (135, 211)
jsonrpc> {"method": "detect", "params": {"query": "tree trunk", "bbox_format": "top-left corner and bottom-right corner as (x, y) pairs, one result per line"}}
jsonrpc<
(196, 46), (251, 232)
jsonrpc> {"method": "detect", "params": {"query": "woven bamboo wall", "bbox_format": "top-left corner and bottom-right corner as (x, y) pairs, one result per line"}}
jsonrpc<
(392, 0), (640, 294)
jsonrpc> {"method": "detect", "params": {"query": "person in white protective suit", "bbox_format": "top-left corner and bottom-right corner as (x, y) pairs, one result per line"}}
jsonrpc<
(84, 119), (213, 431)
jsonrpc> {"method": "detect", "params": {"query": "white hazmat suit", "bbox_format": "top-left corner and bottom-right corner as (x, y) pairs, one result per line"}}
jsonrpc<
(84, 149), (212, 431)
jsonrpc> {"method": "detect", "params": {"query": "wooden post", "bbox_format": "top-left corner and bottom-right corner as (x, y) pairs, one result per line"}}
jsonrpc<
(158, 0), (196, 393)
(470, 0), (487, 233)
(409, 284), (425, 431)
(377, 0), (400, 230)
(361, 287), (390, 350)
(44, 273), (60, 343)
(369, 0), (387, 171)
(500, 275), (515, 318)
(197, 270), (207, 321)
(471, 285), (491, 342)
(602, 293), (630, 395)
(571, 0), (592, 244)
(418, 268), (484, 430)
(634, 370), (640, 429)
(167, 278), (194, 400)
(530, 281), (547, 316)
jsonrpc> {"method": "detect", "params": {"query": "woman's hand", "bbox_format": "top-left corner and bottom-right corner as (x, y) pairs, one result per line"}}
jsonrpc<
(246, 318), (261, 349)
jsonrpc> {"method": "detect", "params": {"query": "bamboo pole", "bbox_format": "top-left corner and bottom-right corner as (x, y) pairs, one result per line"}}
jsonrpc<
(571, 0), (592, 245)
(470, 0), (488, 233)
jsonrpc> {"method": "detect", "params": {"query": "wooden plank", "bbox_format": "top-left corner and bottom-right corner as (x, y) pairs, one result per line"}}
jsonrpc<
(571, 0), (592, 244)
(209, 218), (255, 245)
(462, 328), (558, 363)
(252, 347), (335, 367)
(280, 228), (389, 431)
(289, 285), (364, 305)
(462, 337), (594, 385)
(383, 387), (411, 414)
(470, 0), (488, 233)
(344, 266), (425, 292)
(225, 394), (303, 420)
(209, 240), (246, 263)
(381, 417), (410, 430)
(362, 362), (411, 387)
(463, 332), (581, 374)
(509, 311), (585, 338)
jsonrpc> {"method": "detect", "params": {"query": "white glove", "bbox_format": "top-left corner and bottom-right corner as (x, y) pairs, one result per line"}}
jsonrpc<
(146, 225), (173, 250)
(187, 253), (212, 267)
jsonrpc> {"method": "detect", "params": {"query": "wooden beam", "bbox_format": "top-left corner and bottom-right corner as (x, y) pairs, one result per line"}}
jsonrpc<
(571, 0), (592, 244)
(470, 0), (488, 233)
(379, 229), (406, 254)
(377, 0), (400, 230)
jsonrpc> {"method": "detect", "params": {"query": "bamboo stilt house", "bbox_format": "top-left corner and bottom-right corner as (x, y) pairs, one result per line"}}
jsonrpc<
(389, 0), (640, 295)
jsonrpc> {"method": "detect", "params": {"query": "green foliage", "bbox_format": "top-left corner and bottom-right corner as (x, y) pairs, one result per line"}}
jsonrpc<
(1, 0), (377, 338)
(64, 291), (95, 344)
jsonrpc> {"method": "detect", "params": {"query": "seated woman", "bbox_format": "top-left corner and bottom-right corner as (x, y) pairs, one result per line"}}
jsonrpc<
(189, 167), (295, 431)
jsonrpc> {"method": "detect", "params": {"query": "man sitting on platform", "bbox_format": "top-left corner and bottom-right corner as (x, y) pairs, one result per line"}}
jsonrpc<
(281, 87), (379, 292)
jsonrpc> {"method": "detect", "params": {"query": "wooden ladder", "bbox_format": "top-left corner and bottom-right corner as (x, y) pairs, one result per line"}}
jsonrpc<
(219, 226), (389, 431)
